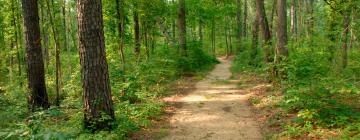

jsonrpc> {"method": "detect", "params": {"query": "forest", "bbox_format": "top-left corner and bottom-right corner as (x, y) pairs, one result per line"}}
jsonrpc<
(0, 0), (359, 139)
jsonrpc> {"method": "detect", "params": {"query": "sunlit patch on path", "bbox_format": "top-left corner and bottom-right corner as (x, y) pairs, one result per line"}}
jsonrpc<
(162, 58), (264, 140)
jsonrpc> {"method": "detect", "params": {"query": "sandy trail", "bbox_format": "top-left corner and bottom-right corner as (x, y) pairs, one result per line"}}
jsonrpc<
(162, 58), (263, 140)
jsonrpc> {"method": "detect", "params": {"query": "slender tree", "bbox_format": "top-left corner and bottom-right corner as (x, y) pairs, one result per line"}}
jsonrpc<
(77, 0), (115, 130)
(242, 0), (248, 37)
(133, 8), (141, 58)
(236, 0), (242, 47)
(21, 0), (50, 111)
(45, 0), (62, 107)
(178, 0), (187, 55)
(116, 0), (126, 75)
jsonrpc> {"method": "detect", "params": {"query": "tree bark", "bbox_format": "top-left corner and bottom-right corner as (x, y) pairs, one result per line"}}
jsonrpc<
(342, 14), (350, 69)
(45, 0), (61, 107)
(77, 0), (115, 130)
(116, 0), (126, 75)
(242, 0), (248, 37)
(133, 10), (140, 57)
(11, 0), (22, 80)
(21, 0), (50, 111)
(255, 0), (272, 62)
(276, 0), (288, 57)
(290, 0), (297, 37)
(251, 15), (259, 65)
(236, 0), (242, 46)
(269, 0), (277, 33)
(178, 0), (187, 55)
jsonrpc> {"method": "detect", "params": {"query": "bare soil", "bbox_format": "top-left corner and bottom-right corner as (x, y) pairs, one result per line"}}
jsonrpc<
(130, 58), (268, 140)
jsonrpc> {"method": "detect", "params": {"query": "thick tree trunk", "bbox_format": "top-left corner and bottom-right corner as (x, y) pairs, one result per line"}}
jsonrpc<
(77, 0), (115, 130)
(255, 0), (272, 63)
(178, 0), (186, 55)
(21, 0), (50, 111)
(276, 0), (288, 57)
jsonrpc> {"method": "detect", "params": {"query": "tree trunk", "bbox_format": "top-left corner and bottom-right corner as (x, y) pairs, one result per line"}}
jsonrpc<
(276, 0), (288, 57)
(225, 16), (229, 58)
(178, 0), (186, 55)
(251, 15), (259, 65)
(62, 0), (68, 52)
(236, 0), (242, 47)
(40, 1), (50, 67)
(45, 0), (61, 107)
(306, 0), (314, 38)
(255, 0), (272, 62)
(242, 0), (248, 37)
(342, 14), (350, 69)
(290, 0), (297, 37)
(11, 0), (22, 80)
(116, 0), (126, 75)
(269, 0), (277, 33)
(21, 0), (50, 111)
(77, 0), (115, 130)
(133, 10), (140, 58)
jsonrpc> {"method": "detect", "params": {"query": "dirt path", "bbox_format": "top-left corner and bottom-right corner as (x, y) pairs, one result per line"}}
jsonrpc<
(162, 58), (263, 140)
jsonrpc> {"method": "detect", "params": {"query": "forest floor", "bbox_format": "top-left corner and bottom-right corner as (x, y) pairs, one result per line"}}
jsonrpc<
(131, 57), (273, 140)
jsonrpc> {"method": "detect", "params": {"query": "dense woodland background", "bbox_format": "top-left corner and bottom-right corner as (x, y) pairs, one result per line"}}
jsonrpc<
(0, 0), (359, 139)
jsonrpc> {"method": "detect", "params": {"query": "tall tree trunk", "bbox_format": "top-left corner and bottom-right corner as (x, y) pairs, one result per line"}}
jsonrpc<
(342, 14), (350, 69)
(242, 0), (248, 37)
(255, 0), (272, 63)
(21, 0), (50, 111)
(116, 0), (125, 75)
(251, 14), (259, 66)
(77, 0), (115, 130)
(11, 0), (22, 80)
(40, 1), (50, 67)
(229, 19), (233, 54)
(306, 0), (314, 38)
(62, 0), (68, 52)
(236, 0), (242, 47)
(290, 0), (297, 37)
(276, 0), (288, 57)
(45, 0), (61, 107)
(269, 0), (277, 33)
(178, 0), (187, 55)
(133, 10), (140, 58)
